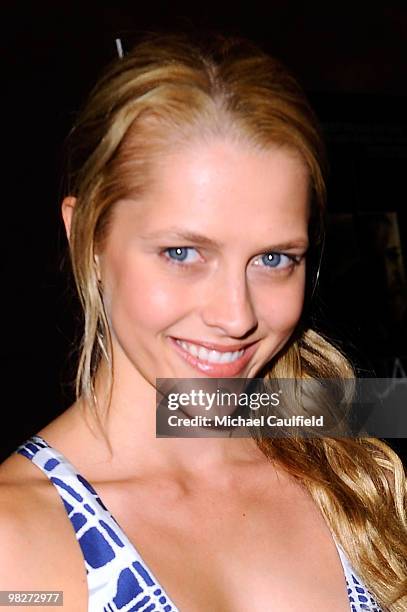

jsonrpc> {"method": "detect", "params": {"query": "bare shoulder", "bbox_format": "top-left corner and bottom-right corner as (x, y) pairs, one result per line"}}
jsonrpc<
(0, 452), (88, 611)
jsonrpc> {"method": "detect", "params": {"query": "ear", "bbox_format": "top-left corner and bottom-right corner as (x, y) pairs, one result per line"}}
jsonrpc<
(61, 196), (77, 243)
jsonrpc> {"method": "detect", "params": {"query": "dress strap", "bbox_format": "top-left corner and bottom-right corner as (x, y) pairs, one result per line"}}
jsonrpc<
(331, 535), (384, 612)
(15, 435), (178, 612)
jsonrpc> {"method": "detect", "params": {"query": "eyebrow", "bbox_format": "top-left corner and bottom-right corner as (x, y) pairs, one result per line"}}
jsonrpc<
(139, 227), (309, 250)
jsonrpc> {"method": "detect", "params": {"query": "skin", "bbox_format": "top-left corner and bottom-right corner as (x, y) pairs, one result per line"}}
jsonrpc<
(0, 138), (352, 612)
(61, 138), (310, 480)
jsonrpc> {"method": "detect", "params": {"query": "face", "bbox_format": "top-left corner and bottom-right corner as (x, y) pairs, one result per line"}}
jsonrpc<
(96, 139), (310, 392)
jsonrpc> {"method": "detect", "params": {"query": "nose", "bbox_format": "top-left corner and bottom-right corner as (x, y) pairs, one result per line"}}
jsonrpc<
(200, 267), (258, 338)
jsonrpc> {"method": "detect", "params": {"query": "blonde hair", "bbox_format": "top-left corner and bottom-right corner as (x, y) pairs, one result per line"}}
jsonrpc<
(64, 32), (406, 609)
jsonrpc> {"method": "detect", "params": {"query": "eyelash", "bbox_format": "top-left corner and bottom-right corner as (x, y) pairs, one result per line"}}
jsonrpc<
(160, 247), (303, 273)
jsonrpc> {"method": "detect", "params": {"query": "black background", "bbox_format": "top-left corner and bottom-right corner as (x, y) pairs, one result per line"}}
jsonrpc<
(1, 2), (406, 463)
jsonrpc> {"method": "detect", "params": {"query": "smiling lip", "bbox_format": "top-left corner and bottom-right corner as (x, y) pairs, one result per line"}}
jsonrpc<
(168, 336), (259, 377)
(170, 338), (256, 352)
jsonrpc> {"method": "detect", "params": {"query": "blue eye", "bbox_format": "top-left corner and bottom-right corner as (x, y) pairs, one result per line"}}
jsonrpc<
(255, 252), (298, 270)
(262, 253), (282, 267)
(162, 247), (301, 272)
(164, 247), (199, 264)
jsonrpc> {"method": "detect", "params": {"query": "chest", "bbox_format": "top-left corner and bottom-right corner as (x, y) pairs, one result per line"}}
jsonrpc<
(99, 480), (351, 612)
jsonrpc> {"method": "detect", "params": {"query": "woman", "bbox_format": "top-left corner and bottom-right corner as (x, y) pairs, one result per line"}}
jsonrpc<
(1, 32), (406, 611)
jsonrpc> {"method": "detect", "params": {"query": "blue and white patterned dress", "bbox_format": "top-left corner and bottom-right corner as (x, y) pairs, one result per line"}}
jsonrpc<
(15, 435), (384, 612)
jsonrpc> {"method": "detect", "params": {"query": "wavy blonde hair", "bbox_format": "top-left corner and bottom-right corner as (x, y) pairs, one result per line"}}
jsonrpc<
(64, 32), (406, 609)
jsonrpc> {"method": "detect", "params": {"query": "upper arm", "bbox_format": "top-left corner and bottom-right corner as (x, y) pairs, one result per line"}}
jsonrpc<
(0, 485), (62, 598)
(0, 467), (88, 611)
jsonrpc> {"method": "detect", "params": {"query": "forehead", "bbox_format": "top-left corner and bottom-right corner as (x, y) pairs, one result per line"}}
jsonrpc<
(111, 139), (310, 241)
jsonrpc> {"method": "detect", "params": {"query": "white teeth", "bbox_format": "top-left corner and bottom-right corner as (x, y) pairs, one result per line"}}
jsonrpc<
(220, 352), (233, 363)
(176, 340), (244, 364)
(197, 346), (208, 361)
(209, 350), (222, 363)
(187, 342), (199, 357)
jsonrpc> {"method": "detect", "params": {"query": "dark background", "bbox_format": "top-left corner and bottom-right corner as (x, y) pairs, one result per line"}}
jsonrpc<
(1, 2), (406, 463)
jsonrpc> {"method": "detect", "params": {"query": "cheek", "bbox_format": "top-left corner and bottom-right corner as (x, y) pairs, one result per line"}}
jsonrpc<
(104, 260), (191, 333)
(259, 277), (305, 332)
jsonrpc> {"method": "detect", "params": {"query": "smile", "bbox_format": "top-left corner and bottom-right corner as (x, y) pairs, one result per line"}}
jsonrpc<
(175, 340), (244, 363)
(169, 337), (259, 377)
